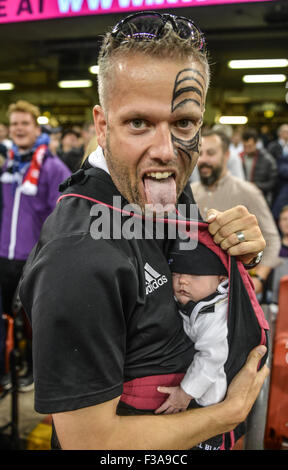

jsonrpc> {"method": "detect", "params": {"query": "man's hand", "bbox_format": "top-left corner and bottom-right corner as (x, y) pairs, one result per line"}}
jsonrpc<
(155, 386), (192, 414)
(206, 205), (266, 265)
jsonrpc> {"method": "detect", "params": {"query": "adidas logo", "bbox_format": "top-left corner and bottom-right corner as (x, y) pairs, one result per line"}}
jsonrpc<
(144, 262), (168, 295)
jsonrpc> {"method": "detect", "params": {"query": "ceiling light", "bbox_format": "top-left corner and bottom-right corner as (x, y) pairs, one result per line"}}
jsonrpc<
(228, 59), (288, 69)
(219, 116), (248, 125)
(0, 82), (15, 90)
(58, 80), (93, 88)
(243, 74), (286, 83)
(37, 116), (49, 125)
(89, 65), (99, 74)
(264, 110), (274, 119)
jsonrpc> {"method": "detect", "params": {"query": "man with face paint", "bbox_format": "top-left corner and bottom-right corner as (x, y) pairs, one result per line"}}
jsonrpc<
(19, 12), (268, 450)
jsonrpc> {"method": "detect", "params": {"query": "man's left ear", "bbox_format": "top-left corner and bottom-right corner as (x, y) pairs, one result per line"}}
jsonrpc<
(93, 105), (107, 149)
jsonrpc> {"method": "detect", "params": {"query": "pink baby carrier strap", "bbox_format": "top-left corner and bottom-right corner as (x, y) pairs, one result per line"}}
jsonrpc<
(121, 373), (185, 410)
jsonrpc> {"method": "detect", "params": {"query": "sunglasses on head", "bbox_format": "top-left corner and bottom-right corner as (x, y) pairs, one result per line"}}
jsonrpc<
(111, 11), (206, 52)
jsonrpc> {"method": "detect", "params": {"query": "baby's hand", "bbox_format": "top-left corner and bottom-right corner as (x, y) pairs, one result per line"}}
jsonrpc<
(154, 386), (192, 414)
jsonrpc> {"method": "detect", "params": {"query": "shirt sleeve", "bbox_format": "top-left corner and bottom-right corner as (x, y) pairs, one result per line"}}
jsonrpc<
(181, 299), (229, 399)
(242, 184), (281, 268)
(20, 233), (138, 414)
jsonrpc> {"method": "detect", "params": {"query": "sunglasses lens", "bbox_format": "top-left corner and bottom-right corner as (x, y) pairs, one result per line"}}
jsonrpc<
(115, 14), (164, 41)
(175, 18), (205, 49)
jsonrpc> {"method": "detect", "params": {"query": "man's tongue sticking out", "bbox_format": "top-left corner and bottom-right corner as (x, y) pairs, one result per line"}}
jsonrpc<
(143, 175), (177, 213)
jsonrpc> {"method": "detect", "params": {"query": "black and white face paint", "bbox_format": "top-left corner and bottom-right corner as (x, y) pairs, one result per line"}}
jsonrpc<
(171, 67), (206, 159)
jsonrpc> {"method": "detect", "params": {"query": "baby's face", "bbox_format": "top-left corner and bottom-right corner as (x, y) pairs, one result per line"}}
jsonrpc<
(172, 273), (224, 304)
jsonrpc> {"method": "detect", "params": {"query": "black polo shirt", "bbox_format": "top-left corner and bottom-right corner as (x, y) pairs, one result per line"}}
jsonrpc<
(20, 167), (195, 414)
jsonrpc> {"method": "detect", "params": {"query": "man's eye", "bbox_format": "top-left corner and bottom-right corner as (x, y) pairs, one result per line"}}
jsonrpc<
(175, 119), (193, 129)
(130, 119), (146, 129)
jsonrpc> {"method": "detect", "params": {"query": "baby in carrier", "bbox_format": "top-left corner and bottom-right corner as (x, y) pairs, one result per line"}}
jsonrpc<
(155, 240), (229, 414)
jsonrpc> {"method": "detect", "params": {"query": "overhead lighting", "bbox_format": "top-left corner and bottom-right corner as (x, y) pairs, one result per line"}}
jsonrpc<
(37, 116), (49, 125)
(219, 116), (248, 125)
(0, 82), (14, 90)
(89, 65), (99, 75)
(264, 110), (274, 119)
(228, 59), (288, 69)
(58, 80), (93, 88)
(243, 74), (286, 83)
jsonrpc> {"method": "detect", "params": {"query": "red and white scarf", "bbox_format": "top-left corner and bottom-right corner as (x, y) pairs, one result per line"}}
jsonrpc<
(1, 144), (47, 195)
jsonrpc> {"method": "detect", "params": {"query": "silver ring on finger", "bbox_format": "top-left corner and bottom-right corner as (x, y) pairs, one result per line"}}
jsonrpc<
(236, 231), (245, 243)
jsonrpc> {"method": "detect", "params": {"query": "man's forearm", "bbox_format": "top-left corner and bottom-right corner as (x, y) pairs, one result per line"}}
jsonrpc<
(114, 402), (233, 450)
(54, 399), (234, 450)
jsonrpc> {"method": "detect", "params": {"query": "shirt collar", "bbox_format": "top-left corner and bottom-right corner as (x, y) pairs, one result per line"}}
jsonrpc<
(88, 146), (110, 175)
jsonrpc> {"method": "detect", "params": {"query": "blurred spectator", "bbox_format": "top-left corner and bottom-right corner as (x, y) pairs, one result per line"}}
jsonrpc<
(189, 124), (244, 183)
(191, 129), (281, 296)
(213, 125), (245, 180)
(0, 122), (12, 150)
(48, 127), (62, 156)
(271, 205), (288, 304)
(273, 185), (288, 221)
(268, 124), (288, 199)
(0, 123), (12, 167)
(278, 205), (288, 257)
(241, 128), (277, 206)
(0, 144), (7, 168)
(259, 125), (275, 149)
(268, 124), (288, 163)
(81, 122), (96, 155)
(83, 135), (98, 161)
(0, 100), (71, 391)
(229, 127), (244, 160)
(57, 129), (84, 172)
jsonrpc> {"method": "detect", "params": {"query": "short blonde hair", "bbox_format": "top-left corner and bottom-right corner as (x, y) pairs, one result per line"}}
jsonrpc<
(98, 22), (210, 111)
(7, 100), (40, 125)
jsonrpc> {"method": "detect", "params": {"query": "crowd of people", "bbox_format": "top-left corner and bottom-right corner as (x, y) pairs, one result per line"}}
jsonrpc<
(0, 9), (284, 449)
(190, 123), (288, 304)
(0, 102), (98, 390)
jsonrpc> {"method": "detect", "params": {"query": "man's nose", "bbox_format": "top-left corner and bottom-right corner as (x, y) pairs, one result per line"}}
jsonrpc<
(198, 151), (206, 163)
(149, 124), (177, 164)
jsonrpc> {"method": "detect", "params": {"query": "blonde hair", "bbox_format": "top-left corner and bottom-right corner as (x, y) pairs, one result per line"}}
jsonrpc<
(98, 23), (210, 111)
(7, 100), (40, 125)
(81, 135), (99, 166)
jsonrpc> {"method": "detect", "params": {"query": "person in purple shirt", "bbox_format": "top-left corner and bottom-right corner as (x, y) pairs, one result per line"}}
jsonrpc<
(0, 100), (71, 390)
